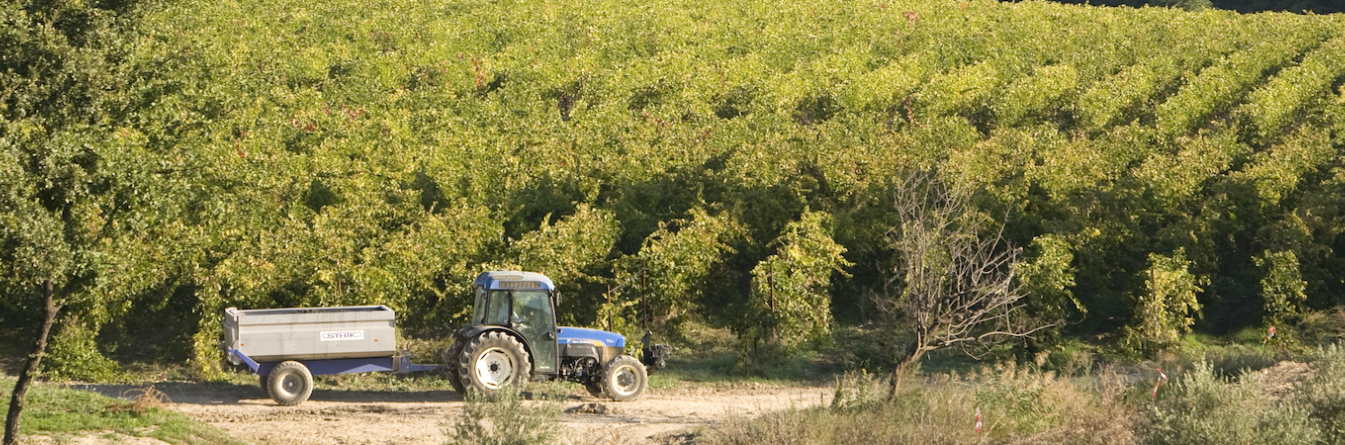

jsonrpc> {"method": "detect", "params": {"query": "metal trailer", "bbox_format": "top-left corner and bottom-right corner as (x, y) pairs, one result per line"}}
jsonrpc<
(222, 305), (442, 405)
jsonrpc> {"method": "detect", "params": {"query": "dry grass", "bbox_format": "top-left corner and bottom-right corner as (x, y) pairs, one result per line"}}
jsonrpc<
(109, 385), (172, 414)
(698, 363), (1141, 445)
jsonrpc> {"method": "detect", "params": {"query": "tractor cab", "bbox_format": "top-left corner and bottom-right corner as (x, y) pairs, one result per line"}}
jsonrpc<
(468, 271), (560, 373)
(445, 270), (670, 401)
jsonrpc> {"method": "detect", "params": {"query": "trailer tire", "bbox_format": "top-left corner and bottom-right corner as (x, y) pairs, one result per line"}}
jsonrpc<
(442, 340), (466, 393)
(266, 361), (313, 406)
(598, 355), (647, 401)
(457, 331), (530, 395)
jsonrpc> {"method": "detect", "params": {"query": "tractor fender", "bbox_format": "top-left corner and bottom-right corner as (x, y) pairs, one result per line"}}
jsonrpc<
(454, 325), (536, 370)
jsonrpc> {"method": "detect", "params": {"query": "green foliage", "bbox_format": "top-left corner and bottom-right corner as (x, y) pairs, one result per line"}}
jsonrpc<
(1142, 361), (1321, 445)
(1016, 235), (1082, 340)
(1241, 37), (1345, 140)
(919, 61), (1001, 117)
(446, 389), (561, 445)
(43, 322), (121, 383)
(613, 207), (742, 329)
(1077, 60), (1178, 130)
(1152, 0), (1214, 10)
(1255, 250), (1307, 328)
(1124, 249), (1207, 352)
(510, 204), (620, 290)
(740, 209), (851, 361)
(2, 0), (1343, 374)
(1233, 126), (1334, 207)
(1156, 27), (1323, 137)
(994, 64), (1079, 127)
(1134, 128), (1247, 205)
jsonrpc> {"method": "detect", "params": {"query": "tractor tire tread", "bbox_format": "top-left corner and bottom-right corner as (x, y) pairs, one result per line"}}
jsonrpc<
(456, 331), (530, 396)
(598, 355), (647, 402)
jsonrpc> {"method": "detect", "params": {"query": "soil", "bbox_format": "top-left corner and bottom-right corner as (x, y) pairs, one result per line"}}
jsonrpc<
(77, 382), (833, 445)
(1252, 360), (1313, 401)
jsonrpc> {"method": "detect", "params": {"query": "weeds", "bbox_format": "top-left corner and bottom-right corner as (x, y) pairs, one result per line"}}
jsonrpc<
(699, 343), (1345, 445)
(0, 378), (243, 444)
(1141, 361), (1319, 445)
(131, 385), (171, 411)
(445, 388), (562, 445)
(703, 363), (1138, 445)
(1301, 344), (1345, 444)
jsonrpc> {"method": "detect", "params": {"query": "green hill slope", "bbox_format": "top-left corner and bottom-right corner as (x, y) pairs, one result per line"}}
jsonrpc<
(6, 0), (1345, 372)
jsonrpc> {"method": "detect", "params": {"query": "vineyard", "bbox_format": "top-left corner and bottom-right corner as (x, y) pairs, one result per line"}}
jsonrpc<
(2, 0), (1345, 381)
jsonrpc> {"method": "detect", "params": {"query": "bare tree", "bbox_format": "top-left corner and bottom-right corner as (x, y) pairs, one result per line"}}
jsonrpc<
(876, 170), (1055, 396)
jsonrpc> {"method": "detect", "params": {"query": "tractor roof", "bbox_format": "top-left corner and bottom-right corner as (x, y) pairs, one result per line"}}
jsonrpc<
(474, 270), (556, 291)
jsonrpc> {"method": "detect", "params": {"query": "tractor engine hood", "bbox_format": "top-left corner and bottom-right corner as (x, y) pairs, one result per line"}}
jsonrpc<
(557, 327), (626, 349)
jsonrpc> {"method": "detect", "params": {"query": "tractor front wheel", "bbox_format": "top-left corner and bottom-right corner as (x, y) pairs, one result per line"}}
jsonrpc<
(598, 355), (647, 401)
(457, 331), (531, 395)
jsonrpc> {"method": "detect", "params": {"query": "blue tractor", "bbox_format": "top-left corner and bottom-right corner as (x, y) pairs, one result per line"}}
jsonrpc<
(444, 271), (671, 401)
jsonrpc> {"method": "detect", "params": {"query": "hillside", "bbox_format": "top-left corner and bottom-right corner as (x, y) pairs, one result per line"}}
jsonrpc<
(2, 0), (1344, 375)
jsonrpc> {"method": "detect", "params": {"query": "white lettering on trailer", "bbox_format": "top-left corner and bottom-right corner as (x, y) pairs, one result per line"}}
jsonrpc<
(320, 330), (364, 341)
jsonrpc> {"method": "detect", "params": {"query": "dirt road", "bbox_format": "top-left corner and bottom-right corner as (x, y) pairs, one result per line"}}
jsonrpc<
(81, 382), (832, 445)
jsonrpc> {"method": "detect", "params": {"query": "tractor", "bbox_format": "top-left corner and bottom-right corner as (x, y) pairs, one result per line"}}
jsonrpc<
(444, 271), (671, 401)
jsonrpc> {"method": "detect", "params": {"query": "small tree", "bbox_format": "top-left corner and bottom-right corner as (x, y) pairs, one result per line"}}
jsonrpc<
(612, 207), (741, 331)
(1, 3), (196, 442)
(740, 209), (851, 364)
(1122, 248), (1206, 352)
(1015, 234), (1083, 345)
(1255, 249), (1307, 329)
(876, 171), (1054, 395)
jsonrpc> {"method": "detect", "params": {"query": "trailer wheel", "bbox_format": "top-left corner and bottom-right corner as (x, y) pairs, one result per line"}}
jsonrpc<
(457, 331), (530, 394)
(442, 339), (466, 393)
(266, 361), (313, 406)
(599, 355), (647, 401)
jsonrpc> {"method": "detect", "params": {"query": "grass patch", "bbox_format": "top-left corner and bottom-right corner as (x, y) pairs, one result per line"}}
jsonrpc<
(699, 363), (1137, 445)
(696, 340), (1345, 445)
(0, 378), (247, 444)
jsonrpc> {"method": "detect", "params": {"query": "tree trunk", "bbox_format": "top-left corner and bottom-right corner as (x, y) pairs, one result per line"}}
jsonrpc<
(4, 280), (60, 445)
(888, 338), (925, 399)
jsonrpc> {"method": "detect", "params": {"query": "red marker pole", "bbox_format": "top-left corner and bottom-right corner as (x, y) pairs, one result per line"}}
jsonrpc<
(1151, 368), (1168, 401)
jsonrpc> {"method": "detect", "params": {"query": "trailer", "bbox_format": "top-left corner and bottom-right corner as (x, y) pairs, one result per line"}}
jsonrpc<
(223, 305), (442, 405)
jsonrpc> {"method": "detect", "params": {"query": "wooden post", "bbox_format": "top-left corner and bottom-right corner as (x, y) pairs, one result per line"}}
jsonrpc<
(641, 261), (648, 328)
(768, 263), (777, 342)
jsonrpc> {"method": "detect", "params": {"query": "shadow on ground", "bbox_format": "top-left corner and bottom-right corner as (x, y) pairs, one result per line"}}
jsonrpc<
(72, 382), (464, 405)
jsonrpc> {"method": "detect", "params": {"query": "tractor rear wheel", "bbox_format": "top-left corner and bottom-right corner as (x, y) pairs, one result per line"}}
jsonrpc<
(442, 338), (466, 393)
(598, 355), (647, 401)
(457, 331), (531, 395)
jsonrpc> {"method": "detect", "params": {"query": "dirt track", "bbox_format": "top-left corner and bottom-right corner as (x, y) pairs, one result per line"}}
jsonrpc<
(80, 382), (833, 445)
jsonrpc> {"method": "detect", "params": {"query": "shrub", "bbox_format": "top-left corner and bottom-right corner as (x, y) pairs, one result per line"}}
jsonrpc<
(1301, 344), (1345, 445)
(44, 322), (122, 383)
(1140, 361), (1320, 445)
(444, 389), (561, 445)
(703, 362), (1138, 445)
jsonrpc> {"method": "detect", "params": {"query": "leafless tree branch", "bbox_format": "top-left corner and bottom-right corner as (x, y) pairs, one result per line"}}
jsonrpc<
(875, 170), (1059, 396)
